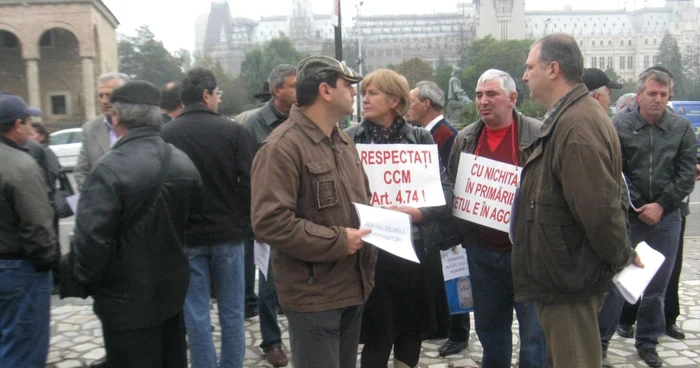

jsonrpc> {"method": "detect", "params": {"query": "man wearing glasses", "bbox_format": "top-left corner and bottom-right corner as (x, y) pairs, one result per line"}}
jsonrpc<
(161, 68), (256, 368)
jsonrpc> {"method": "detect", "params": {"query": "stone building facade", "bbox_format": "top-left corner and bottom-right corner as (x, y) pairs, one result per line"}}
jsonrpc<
(197, 0), (698, 84)
(0, 0), (119, 129)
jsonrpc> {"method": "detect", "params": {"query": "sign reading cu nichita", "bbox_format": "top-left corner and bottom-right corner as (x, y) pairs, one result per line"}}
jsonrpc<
(452, 153), (520, 233)
(356, 144), (445, 208)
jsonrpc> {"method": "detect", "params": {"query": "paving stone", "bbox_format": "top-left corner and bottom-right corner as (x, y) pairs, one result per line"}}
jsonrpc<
(664, 356), (696, 365)
(54, 360), (83, 368)
(45, 236), (700, 367)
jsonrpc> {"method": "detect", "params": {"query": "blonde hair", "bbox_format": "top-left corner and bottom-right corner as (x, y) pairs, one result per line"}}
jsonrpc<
(360, 69), (410, 117)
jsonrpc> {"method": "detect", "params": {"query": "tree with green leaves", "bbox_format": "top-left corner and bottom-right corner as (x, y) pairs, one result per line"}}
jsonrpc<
(240, 37), (306, 96)
(460, 38), (531, 104)
(394, 58), (434, 89)
(191, 52), (255, 116)
(682, 47), (700, 100)
(435, 55), (453, 97)
(604, 66), (635, 105)
(656, 32), (686, 98)
(117, 25), (184, 87)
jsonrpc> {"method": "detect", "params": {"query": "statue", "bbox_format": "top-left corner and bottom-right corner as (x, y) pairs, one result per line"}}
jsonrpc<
(446, 68), (473, 123)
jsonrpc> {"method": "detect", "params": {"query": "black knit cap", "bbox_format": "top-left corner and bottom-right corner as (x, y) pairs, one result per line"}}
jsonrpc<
(109, 80), (161, 106)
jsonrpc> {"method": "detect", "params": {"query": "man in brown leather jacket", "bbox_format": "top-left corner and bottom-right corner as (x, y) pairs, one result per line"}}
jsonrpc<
(250, 56), (376, 368)
(514, 33), (639, 368)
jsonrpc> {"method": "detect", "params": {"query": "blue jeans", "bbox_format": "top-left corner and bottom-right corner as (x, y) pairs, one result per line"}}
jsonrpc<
(599, 209), (681, 353)
(466, 244), (546, 368)
(184, 243), (245, 368)
(258, 261), (282, 352)
(0, 259), (52, 367)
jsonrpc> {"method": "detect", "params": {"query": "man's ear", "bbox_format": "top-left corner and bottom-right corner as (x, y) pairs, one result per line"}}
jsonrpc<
(318, 82), (332, 103)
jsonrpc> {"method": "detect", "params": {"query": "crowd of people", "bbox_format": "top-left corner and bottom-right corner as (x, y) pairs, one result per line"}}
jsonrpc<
(1, 32), (699, 368)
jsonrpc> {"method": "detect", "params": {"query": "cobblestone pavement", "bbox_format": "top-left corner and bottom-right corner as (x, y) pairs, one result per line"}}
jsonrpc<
(47, 237), (700, 368)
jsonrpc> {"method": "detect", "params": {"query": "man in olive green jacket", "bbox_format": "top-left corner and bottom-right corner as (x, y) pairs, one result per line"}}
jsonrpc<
(514, 34), (639, 368)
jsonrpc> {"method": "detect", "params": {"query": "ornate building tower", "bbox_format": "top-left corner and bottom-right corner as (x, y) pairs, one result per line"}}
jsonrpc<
(474, 0), (526, 40)
(288, 0), (314, 40)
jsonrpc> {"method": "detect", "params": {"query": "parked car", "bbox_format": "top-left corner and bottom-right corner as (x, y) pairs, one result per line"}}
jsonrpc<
(49, 128), (82, 170)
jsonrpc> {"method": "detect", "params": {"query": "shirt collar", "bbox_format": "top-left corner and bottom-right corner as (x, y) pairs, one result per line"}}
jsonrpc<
(424, 114), (444, 132)
(260, 99), (287, 127)
(103, 116), (113, 131)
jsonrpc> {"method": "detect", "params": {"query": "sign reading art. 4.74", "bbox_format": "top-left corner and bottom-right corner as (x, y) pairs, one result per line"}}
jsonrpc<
(452, 153), (520, 233)
(357, 144), (445, 208)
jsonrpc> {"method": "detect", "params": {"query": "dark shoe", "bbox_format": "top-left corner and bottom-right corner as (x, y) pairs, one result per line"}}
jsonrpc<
(245, 308), (258, 319)
(638, 349), (663, 368)
(665, 324), (686, 340)
(616, 324), (634, 338)
(438, 339), (467, 357)
(264, 346), (288, 367)
(90, 357), (109, 368)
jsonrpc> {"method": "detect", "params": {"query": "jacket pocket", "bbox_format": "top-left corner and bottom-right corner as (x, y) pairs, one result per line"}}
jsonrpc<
(525, 196), (590, 293)
(306, 160), (340, 210)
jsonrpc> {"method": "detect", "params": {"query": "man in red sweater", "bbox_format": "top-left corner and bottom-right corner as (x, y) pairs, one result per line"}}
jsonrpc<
(447, 69), (546, 367)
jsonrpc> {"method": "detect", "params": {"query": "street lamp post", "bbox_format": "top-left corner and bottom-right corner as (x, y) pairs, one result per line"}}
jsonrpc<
(355, 1), (364, 122)
(334, 0), (343, 61)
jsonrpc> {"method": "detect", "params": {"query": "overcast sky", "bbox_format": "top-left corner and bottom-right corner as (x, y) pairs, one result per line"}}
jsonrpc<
(101, 0), (698, 52)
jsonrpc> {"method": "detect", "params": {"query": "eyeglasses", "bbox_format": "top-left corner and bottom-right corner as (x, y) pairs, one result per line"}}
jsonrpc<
(215, 89), (223, 98)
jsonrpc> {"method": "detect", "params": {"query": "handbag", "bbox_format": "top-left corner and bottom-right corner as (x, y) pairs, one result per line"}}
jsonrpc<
(52, 170), (75, 218)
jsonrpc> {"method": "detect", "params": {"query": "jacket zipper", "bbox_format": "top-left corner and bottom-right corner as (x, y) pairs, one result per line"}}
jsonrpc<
(649, 128), (653, 200)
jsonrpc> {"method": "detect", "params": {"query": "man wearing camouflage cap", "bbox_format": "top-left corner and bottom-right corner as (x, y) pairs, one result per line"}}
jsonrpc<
(62, 80), (202, 368)
(250, 56), (376, 368)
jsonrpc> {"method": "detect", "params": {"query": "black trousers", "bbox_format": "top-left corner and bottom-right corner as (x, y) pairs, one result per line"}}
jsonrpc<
(620, 216), (685, 326)
(448, 312), (471, 342)
(102, 311), (187, 368)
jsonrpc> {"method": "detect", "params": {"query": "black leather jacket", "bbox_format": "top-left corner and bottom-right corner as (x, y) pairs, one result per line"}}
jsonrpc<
(64, 127), (202, 330)
(344, 120), (458, 253)
(613, 109), (697, 213)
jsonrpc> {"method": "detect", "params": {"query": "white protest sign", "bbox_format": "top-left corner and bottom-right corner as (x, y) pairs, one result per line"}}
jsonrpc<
(357, 144), (445, 208)
(352, 203), (419, 263)
(452, 153), (520, 233)
(440, 246), (469, 281)
(254, 241), (270, 281)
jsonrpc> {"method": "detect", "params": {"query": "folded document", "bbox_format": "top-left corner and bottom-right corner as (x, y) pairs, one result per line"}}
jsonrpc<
(613, 241), (665, 304)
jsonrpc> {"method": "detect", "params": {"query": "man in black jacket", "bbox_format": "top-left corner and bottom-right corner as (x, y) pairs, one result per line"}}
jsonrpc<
(598, 69), (697, 367)
(63, 81), (202, 368)
(0, 95), (57, 367)
(162, 68), (256, 368)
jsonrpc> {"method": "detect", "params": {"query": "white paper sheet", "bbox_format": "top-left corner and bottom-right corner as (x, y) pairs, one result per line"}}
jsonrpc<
(352, 203), (419, 263)
(67, 193), (80, 214)
(440, 246), (469, 281)
(613, 241), (666, 304)
(254, 241), (270, 281)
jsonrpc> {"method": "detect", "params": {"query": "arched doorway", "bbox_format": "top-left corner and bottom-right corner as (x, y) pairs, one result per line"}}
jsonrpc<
(38, 27), (82, 128)
(0, 29), (27, 98)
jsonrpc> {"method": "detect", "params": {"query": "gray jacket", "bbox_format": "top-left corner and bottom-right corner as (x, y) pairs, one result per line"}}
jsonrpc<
(74, 115), (111, 190)
(243, 99), (287, 149)
(613, 108), (697, 213)
(0, 136), (57, 269)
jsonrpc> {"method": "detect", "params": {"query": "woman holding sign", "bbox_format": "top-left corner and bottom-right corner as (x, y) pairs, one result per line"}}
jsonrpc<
(345, 69), (454, 368)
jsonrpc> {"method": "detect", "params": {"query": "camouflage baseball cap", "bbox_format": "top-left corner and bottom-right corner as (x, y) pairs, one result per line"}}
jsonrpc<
(297, 56), (363, 84)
